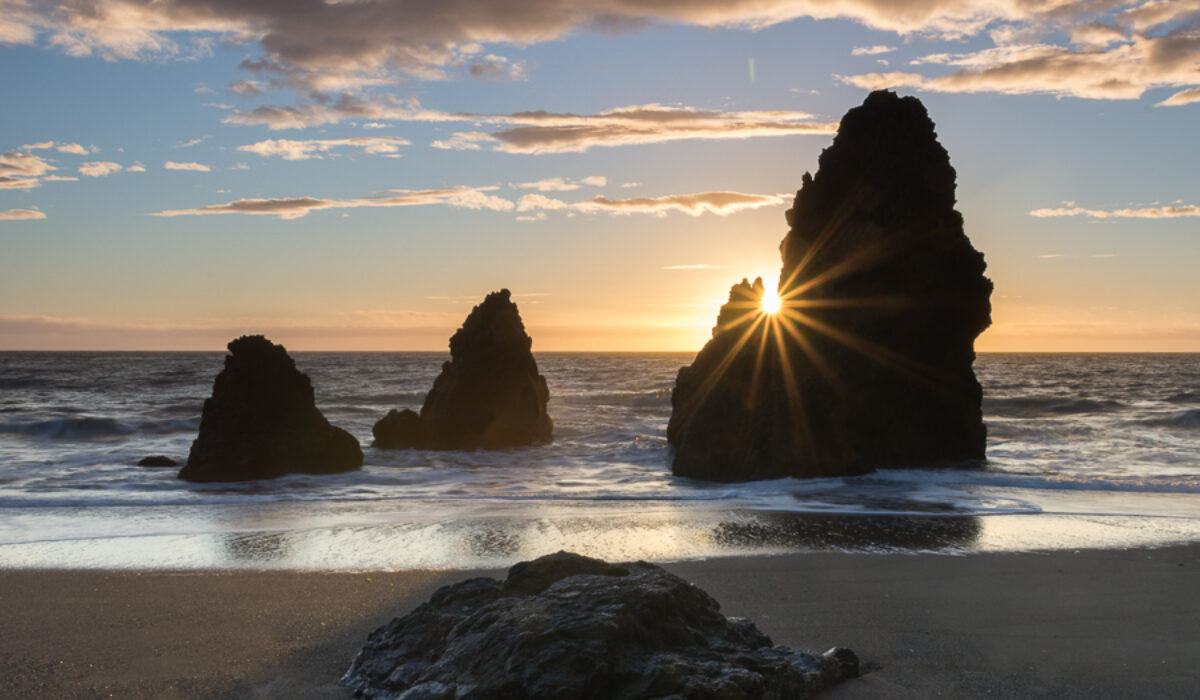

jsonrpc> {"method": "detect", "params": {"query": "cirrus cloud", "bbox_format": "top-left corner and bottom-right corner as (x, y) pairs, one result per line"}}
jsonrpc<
(0, 208), (46, 221)
(78, 161), (122, 177)
(517, 191), (786, 217)
(1030, 203), (1200, 218)
(151, 185), (514, 220)
(236, 136), (410, 160)
(164, 161), (210, 172)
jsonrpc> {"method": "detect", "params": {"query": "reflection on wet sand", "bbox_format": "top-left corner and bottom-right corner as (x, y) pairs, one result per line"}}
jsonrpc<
(223, 531), (294, 563)
(714, 512), (981, 552)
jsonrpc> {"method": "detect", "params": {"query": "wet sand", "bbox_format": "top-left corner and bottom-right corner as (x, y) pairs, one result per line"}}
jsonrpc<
(1, 545), (1197, 699)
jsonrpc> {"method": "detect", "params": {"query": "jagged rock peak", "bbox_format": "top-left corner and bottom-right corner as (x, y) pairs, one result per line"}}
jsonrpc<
(372, 290), (552, 450)
(669, 90), (992, 482)
(179, 335), (363, 482)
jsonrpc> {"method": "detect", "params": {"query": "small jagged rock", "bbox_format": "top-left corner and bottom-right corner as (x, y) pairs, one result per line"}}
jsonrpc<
(179, 335), (362, 482)
(137, 455), (177, 467)
(372, 408), (424, 449)
(342, 551), (858, 699)
(669, 90), (992, 481)
(372, 289), (552, 450)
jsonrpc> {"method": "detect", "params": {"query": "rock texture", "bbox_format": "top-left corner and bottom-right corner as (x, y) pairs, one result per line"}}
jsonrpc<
(137, 455), (177, 468)
(669, 91), (992, 481)
(372, 289), (552, 450)
(342, 551), (858, 699)
(179, 335), (362, 482)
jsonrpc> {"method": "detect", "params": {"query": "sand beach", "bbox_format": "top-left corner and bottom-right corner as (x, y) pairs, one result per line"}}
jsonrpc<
(2, 545), (1197, 699)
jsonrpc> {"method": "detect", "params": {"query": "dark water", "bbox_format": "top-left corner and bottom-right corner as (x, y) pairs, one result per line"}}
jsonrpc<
(0, 352), (1197, 569)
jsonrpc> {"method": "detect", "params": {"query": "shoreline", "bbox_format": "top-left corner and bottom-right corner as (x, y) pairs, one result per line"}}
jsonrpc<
(1, 544), (1197, 698)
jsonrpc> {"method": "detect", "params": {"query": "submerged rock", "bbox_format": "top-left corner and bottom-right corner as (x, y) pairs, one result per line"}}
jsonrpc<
(179, 335), (362, 482)
(342, 551), (858, 699)
(669, 91), (992, 481)
(372, 289), (552, 450)
(137, 455), (177, 468)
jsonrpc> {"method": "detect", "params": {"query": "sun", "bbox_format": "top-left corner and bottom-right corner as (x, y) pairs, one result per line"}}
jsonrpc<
(760, 286), (782, 314)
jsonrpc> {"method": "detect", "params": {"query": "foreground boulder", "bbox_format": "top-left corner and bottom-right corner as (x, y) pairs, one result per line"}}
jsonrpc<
(343, 551), (858, 699)
(669, 90), (992, 481)
(179, 335), (362, 482)
(373, 289), (552, 449)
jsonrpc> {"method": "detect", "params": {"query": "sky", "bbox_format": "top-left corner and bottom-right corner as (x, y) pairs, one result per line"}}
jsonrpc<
(1, 1), (1198, 352)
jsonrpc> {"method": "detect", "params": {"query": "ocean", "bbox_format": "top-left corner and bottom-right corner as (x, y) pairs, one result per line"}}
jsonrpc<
(1, 352), (1197, 570)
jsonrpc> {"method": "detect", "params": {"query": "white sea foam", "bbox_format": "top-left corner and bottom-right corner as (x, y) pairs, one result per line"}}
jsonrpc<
(0, 351), (1197, 569)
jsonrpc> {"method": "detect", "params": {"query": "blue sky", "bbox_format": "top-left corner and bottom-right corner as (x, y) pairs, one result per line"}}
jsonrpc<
(2, 1), (1198, 350)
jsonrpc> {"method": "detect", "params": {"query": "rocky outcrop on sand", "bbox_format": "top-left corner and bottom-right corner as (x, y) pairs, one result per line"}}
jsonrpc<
(342, 551), (858, 699)
(669, 90), (992, 481)
(372, 289), (552, 449)
(178, 335), (362, 482)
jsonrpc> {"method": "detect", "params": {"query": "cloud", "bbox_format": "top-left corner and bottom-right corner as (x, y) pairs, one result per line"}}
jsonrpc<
(428, 103), (837, 154)
(0, 176), (40, 190)
(42, 175), (78, 182)
(13, 1), (1199, 107)
(512, 176), (606, 192)
(842, 15), (1200, 103)
(852, 45), (896, 56)
(1, 151), (55, 177)
(164, 161), (210, 172)
(0, 0), (1052, 91)
(227, 95), (835, 154)
(468, 55), (525, 82)
(55, 142), (89, 155)
(1158, 86), (1200, 106)
(127, 162), (146, 172)
(0, 208), (46, 221)
(78, 161), (122, 177)
(236, 136), (410, 160)
(229, 80), (264, 95)
(662, 264), (729, 270)
(518, 191), (785, 217)
(151, 185), (514, 220)
(1030, 203), (1200, 218)
(174, 136), (210, 148)
(1037, 253), (1065, 258)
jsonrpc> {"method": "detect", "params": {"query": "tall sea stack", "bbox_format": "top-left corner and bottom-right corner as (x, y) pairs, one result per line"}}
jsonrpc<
(373, 289), (552, 449)
(179, 335), (363, 482)
(669, 90), (992, 481)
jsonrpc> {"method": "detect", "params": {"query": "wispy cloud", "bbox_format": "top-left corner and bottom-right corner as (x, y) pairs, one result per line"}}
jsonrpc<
(0, 208), (46, 221)
(78, 161), (122, 177)
(1031, 203), (1200, 218)
(229, 80), (264, 95)
(174, 136), (211, 149)
(151, 185), (514, 220)
(852, 45), (896, 56)
(19, 141), (88, 154)
(512, 176), (606, 192)
(164, 161), (211, 172)
(518, 191), (785, 217)
(662, 264), (728, 270)
(236, 136), (410, 161)
(225, 96), (835, 154)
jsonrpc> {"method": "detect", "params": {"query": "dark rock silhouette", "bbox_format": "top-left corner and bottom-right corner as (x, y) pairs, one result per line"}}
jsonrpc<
(137, 455), (177, 468)
(669, 90), (992, 481)
(342, 551), (858, 699)
(179, 335), (363, 482)
(372, 289), (552, 450)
